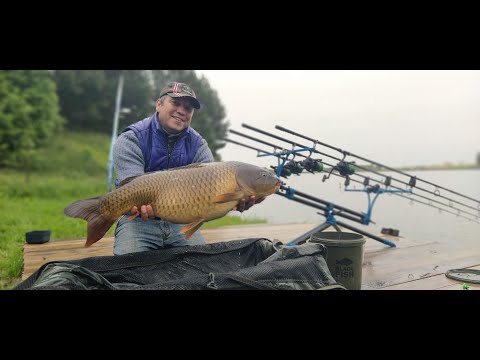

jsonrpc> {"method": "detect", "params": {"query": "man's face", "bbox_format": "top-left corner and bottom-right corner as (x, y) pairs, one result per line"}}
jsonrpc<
(156, 95), (194, 134)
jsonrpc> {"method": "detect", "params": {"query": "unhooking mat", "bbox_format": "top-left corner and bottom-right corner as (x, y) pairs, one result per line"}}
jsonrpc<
(445, 268), (480, 284)
(14, 238), (345, 290)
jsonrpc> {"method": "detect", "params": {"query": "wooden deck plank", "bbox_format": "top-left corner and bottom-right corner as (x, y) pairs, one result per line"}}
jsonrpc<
(384, 265), (480, 290)
(21, 223), (480, 289)
(23, 238), (114, 253)
(21, 223), (318, 279)
(363, 241), (480, 289)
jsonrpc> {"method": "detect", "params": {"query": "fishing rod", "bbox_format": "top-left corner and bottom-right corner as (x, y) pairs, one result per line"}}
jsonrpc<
(276, 125), (480, 204)
(224, 137), (397, 247)
(229, 129), (322, 178)
(274, 125), (480, 215)
(227, 135), (479, 225)
(230, 129), (367, 182)
(236, 123), (480, 224)
(224, 136), (352, 184)
(276, 185), (396, 247)
(229, 129), (461, 225)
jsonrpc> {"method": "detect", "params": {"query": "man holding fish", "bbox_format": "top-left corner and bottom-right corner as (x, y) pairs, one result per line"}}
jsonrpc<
(109, 81), (267, 254)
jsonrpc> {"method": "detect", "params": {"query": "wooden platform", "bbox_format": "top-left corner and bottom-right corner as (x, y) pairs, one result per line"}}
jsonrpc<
(22, 223), (480, 290)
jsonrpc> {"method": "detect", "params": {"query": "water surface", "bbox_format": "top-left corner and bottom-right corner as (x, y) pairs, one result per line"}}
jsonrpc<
(238, 169), (480, 248)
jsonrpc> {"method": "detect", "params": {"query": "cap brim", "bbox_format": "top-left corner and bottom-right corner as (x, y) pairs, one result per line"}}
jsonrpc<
(168, 94), (201, 109)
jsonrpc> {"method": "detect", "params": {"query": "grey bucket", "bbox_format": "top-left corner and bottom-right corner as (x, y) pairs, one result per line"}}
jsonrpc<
(309, 231), (365, 290)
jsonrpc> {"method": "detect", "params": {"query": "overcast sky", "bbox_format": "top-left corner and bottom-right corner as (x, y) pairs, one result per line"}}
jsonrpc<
(195, 70), (480, 168)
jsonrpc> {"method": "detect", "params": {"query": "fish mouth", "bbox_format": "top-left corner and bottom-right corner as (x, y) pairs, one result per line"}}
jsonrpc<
(274, 180), (282, 192)
(258, 181), (282, 197)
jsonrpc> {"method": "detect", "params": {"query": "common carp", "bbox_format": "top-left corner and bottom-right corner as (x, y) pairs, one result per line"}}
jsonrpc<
(64, 161), (282, 247)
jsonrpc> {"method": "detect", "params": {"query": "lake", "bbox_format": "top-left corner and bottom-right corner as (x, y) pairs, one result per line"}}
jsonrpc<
(236, 169), (480, 248)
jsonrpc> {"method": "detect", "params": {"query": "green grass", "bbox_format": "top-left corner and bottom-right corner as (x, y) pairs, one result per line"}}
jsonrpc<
(0, 131), (266, 290)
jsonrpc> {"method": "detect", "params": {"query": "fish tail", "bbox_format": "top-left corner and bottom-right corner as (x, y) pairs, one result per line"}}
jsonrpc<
(64, 197), (115, 247)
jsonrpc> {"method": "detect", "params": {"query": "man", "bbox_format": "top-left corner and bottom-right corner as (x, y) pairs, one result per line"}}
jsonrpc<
(112, 81), (262, 255)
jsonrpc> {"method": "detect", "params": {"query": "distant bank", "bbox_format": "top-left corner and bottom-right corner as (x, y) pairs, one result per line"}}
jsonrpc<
(358, 163), (479, 172)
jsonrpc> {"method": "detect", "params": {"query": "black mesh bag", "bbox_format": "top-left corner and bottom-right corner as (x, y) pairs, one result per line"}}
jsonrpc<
(14, 238), (345, 290)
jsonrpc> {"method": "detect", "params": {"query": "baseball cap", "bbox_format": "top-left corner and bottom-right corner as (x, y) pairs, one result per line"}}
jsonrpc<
(159, 82), (201, 109)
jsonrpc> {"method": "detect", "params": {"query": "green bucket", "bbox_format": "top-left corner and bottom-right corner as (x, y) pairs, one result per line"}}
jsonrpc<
(309, 231), (366, 290)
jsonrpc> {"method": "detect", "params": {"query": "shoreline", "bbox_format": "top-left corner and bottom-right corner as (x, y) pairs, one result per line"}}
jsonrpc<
(358, 164), (479, 172)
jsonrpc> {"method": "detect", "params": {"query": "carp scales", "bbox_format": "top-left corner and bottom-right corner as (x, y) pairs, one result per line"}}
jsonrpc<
(64, 161), (282, 247)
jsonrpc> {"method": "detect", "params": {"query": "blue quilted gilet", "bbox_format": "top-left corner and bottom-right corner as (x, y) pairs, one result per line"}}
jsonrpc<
(115, 113), (203, 186)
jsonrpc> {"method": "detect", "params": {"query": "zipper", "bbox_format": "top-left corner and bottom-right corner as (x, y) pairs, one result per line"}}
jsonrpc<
(166, 135), (178, 169)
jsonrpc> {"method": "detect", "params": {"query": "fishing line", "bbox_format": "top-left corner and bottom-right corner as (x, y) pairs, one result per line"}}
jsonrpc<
(274, 124), (480, 208)
(226, 124), (480, 225)
(239, 123), (479, 219)
(226, 136), (479, 221)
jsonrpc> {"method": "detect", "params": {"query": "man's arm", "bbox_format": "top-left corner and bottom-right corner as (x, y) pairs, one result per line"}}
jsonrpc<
(192, 138), (214, 163)
(113, 131), (146, 185)
(113, 131), (155, 220)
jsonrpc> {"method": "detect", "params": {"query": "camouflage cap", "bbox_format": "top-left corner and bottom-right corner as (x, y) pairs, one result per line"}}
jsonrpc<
(159, 81), (201, 109)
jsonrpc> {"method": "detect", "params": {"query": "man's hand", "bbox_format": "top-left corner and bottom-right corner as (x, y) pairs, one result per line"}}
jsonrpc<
(234, 195), (266, 213)
(129, 205), (155, 221)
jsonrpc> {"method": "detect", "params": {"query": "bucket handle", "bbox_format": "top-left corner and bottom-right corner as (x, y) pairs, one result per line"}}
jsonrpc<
(314, 243), (328, 260)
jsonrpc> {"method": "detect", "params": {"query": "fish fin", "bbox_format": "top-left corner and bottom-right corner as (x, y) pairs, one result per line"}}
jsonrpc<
(85, 217), (116, 247)
(118, 175), (142, 187)
(64, 196), (102, 219)
(64, 197), (114, 247)
(165, 163), (207, 172)
(179, 218), (205, 240)
(145, 163), (208, 177)
(213, 191), (245, 203)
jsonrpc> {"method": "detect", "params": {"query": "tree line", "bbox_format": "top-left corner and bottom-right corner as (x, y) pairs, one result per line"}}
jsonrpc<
(0, 70), (228, 170)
